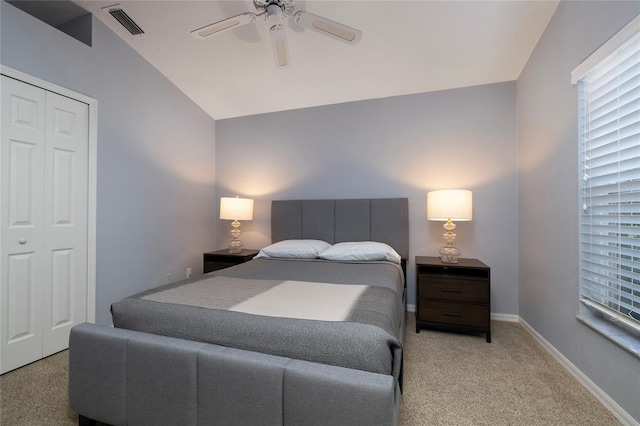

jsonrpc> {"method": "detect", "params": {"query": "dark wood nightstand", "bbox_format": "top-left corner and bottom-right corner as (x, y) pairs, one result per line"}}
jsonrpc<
(415, 256), (491, 342)
(203, 249), (259, 273)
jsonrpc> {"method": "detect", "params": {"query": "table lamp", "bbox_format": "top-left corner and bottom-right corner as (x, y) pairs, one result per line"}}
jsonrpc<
(427, 190), (473, 264)
(220, 196), (254, 253)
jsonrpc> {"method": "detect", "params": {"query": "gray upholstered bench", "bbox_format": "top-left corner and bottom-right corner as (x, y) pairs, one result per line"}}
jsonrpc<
(69, 323), (399, 425)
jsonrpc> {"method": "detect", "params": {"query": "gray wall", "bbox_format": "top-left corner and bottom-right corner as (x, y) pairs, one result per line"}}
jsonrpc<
(217, 82), (519, 314)
(517, 1), (640, 421)
(1, 2), (217, 326)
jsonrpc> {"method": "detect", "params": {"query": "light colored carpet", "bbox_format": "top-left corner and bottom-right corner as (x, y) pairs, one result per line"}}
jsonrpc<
(0, 317), (620, 425)
(399, 317), (619, 425)
(0, 347), (77, 425)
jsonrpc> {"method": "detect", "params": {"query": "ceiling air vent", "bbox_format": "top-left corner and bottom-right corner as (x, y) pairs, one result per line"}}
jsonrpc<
(103, 4), (144, 35)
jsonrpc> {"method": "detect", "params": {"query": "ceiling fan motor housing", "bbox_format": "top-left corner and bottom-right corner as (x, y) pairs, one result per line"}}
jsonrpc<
(254, 0), (294, 16)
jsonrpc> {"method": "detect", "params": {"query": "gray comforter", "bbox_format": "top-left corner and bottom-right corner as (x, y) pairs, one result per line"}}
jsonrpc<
(111, 258), (404, 381)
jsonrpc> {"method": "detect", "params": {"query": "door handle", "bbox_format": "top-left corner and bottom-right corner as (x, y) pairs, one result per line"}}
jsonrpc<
(18, 238), (27, 244)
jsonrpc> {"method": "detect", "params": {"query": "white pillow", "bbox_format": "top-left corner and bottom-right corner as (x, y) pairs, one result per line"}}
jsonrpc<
(255, 239), (331, 259)
(319, 241), (401, 264)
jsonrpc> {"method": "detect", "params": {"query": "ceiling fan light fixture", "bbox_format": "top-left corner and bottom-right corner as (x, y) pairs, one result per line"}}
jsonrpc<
(270, 24), (289, 67)
(266, 4), (283, 22)
(191, 13), (256, 39)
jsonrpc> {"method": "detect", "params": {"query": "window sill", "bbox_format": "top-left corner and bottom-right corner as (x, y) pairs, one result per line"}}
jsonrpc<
(577, 310), (640, 360)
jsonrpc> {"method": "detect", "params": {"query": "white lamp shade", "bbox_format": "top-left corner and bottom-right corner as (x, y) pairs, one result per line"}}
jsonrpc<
(427, 190), (473, 221)
(220, 197), (254, 220)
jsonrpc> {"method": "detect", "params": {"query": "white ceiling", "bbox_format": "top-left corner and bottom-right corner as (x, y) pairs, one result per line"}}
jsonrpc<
(73, 0), (559, 120)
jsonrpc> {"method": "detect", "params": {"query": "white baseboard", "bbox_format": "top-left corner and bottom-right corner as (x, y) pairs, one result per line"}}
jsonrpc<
(491, 313), (519, 322)
(519, 317), (639, 426)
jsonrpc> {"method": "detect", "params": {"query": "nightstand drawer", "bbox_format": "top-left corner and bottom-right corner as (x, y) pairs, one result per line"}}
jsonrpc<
(419, 277), (488, 303)
(419, 300), (489, 328)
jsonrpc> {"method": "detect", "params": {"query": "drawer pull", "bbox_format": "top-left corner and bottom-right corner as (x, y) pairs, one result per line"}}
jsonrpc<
(442, 287), (463, 293)
(442, 311), (462, 317)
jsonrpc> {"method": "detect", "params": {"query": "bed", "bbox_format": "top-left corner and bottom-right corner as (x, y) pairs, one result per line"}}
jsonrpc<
(69, 198), (409, 426)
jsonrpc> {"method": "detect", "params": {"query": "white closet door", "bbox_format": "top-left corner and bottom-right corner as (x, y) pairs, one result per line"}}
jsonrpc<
(42, 91), (88, 356)
(1, 76), (46, 373)
(1, 76), (89, 373)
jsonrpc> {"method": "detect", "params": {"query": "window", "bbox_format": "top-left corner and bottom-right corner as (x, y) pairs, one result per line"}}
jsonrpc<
(573, 15), (640, 345)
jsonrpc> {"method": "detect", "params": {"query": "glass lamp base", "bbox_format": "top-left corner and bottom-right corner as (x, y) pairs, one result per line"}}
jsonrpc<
(228, 220), (243, 253)
(439, 245), (461, 264)
(438, 218), (462, 263)
(228, 238), (243, 254)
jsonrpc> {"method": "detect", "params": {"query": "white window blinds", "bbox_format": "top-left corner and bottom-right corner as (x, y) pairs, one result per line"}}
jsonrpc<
(577, 17), (640, 334)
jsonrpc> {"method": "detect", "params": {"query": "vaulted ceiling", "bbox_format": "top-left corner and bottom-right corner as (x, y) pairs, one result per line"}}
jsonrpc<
(73, 0), (559, 120)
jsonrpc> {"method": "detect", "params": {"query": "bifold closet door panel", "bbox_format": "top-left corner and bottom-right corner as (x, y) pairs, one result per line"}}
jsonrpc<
(1, 76), (47, 373)
(42, 90), (89, 357)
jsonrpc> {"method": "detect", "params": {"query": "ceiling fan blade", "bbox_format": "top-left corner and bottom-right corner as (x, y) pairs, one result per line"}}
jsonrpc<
(293, 11), (361, 45)
(191, 13), (256, 39)
(270, 24), (289, 67)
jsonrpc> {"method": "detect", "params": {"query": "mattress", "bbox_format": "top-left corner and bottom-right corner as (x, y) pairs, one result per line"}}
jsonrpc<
(111, 258), (405, 381)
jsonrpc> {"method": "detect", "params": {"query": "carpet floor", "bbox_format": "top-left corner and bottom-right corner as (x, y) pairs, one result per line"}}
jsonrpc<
(0, 317), (620, 425)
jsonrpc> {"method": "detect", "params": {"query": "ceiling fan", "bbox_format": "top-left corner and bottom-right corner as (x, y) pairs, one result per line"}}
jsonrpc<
(191, 0), (362, 68)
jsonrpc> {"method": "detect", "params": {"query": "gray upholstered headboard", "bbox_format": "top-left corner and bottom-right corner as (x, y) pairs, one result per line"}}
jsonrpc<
(271, 198), (409, 259)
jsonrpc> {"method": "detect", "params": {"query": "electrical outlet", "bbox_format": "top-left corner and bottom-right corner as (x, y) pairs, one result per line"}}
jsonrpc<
(166, 273), (172, 283)
(186, 268), (192, 279)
